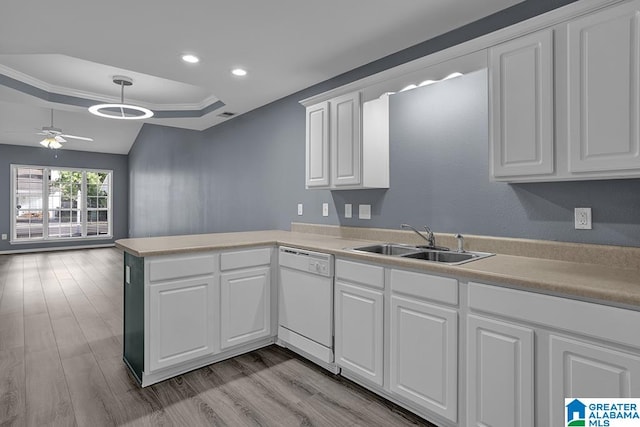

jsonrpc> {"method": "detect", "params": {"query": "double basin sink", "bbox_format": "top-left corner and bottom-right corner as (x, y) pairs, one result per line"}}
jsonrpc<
(349, 243), (493, 265)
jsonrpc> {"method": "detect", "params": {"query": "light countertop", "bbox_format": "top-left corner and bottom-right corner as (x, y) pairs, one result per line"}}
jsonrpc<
(115, 230), (640, 309)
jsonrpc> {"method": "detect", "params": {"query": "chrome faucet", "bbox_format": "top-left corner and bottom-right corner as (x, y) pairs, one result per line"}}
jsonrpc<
(455, 233), (465, 253)
(401, 224), (436, 248)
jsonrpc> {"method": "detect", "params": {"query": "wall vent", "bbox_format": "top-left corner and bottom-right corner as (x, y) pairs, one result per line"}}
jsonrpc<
(217, 111), (236, 118)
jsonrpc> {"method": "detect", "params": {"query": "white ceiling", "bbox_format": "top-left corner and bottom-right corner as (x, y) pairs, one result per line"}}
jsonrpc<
(0, 0), (523, 155)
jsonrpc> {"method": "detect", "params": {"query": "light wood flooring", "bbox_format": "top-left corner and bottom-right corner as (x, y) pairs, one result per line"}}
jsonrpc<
(0, 247), (435, 427)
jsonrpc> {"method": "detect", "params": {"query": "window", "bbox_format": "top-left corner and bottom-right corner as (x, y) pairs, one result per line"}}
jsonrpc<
(12, 165), (112, 243)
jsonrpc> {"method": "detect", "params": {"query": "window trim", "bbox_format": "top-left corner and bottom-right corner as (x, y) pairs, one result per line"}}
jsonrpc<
(11, 164), (113, 244)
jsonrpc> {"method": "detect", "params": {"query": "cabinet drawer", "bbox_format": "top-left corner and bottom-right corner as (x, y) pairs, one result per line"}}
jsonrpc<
(390, 269), (458, 305)
(469, 282), (640, 349)
(220, 247), (272, 271)
(147, 253), (216, 283)
(336, 259), (384, 289)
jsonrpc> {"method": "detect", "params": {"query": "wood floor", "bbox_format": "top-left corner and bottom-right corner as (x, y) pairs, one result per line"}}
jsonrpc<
(0, 247), (434, 427)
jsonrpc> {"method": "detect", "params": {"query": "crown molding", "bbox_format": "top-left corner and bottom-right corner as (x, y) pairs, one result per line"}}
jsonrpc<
(0, 63), (221, 111)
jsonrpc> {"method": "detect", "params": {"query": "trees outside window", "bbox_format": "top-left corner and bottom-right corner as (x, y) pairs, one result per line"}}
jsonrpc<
(12, 165), (112, 242)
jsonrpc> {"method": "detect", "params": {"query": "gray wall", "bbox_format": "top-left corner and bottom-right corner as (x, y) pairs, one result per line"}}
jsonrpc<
(128, 0), (640, 247)
(0, 144), (128, 252)
(337, 70), (640, 247)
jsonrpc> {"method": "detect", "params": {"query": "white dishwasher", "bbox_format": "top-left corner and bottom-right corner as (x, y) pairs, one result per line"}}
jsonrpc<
(277, 246), (337, 372)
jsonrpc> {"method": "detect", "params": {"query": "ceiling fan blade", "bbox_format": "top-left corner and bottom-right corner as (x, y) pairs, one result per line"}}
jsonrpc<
(55, 135), (67, 143)
(60, 134), (94, 142)
(36, 131), (48, 136)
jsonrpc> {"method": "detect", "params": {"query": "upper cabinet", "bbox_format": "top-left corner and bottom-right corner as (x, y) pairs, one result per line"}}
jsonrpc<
(490, 0), (640, 182)
(305, 101), (330, 187)
(489, 28), (554, 179)
(305, 91), (389, 190)
(565, 0), (640, 175)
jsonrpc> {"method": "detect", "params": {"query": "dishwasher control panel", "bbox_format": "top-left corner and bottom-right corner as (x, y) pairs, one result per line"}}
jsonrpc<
(308, 259), (329, 275)
(279, 246), (334, 277)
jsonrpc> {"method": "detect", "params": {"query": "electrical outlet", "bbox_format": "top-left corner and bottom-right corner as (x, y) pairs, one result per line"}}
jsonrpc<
(359, 204), (371, 220)
(345, 204), (352, 218)
(574, 207), (592, 230)
(322, 203), (329, 217)
(297, 203), (303, 216)
(1, 234), (6, 241)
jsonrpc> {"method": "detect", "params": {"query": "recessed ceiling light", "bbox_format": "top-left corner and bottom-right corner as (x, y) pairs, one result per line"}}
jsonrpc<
(231, 68), (247, 77)
(182, 54), (199, 64)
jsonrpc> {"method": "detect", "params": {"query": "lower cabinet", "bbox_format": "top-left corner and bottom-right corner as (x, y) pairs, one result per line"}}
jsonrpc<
(466, 314), (534, 427)
(468, 281), (640, 426)
(148, 275), (217, 372)
(334, 280), (384, 386)
(124, 247), (275, 386)
(220, 266), (271, 349)
(390, 294), (458, 422)
(548, 334), (640, 425)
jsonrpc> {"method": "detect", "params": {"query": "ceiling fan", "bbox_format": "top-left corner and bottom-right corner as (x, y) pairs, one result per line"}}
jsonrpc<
(38, 109), (94, 149)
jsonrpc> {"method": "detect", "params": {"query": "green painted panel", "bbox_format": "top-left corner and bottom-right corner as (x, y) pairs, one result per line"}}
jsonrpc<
(123, 252), (144, 383)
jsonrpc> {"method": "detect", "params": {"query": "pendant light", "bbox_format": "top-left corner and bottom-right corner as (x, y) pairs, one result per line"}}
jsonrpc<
(89, 75), (154, 120)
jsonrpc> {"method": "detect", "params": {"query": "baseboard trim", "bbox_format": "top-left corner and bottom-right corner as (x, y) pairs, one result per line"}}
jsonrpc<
(0, 243), (116, 255)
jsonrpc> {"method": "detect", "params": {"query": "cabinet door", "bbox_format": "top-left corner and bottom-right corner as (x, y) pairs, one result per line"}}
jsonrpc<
(335, 280), (383, 385)
(566, 1), (640, 173)
(489, 28), (554, 179)
(390, 295), (458, 422)
(149, 276), (216, 372)
(549, 334), (640, 425)
(467, 314), (534, 427)
(331, 92), (362, 187)
(220, 267), (271, 349)
(306, 101), (330, 188)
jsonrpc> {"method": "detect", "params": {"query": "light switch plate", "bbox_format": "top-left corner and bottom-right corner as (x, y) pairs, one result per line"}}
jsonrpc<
(1, 234), (6, 241)
(345, 204), (352, 218)
(322, 203), (329, 217)
(574, 207), (592, 230)
(359, 204), (371, 220)
(297, 203), (303, 216)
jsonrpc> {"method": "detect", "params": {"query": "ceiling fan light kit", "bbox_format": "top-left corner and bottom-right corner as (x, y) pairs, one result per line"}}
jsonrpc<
(89, 76), (154, 120)
(37, 109), (94, 149)
(40, 137), (62, 149)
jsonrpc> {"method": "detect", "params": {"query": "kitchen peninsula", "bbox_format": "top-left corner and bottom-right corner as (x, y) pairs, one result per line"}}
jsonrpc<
(116, 224), (640, 426)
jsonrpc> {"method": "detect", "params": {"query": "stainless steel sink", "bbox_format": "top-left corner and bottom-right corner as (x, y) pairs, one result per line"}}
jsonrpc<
(350, 243), (423, 256)
(401, 250), (476, 263)
(349, 243), (493, 265)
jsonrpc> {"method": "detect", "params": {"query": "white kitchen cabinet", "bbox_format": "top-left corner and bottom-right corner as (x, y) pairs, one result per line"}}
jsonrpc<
(548, 334), (640, 425)
(149, 276), (217, 372)
(389, 294), (458, 422)
(565, 0), (640, 175)
(489, 28), (554, 179)
(469, 281), (640, 425)
(220, 267), (271, 349)
(334, 259), (385, 386)
(331, 92), (362, 187)
(467, 314), (534, 427)
(490, 0), (640, 182)
(388, 268), (458, 422)
(220, 248), (272, 350)
(335, 281), (384, 386)
(305, 101), (330, 188)
(304, 92), (389, 189)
